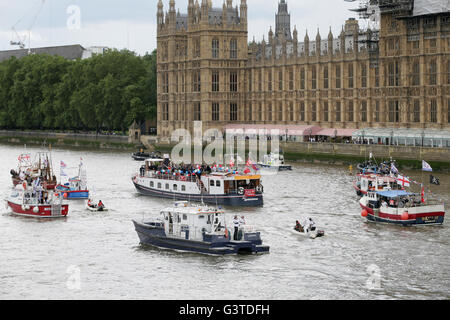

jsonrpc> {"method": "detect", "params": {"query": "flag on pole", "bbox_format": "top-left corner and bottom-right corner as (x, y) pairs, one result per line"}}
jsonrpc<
(390, 163), (399, 174)
(422, 160), (433, 172)
(396, 175), (411, 187)
(430, 175), (440, 185)
(60, 161), (67, 168)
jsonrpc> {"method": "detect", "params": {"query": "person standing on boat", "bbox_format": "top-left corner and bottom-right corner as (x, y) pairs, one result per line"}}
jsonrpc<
(239, 216), (246, 226)
(233, 215), (240, 240)
(308, 218), (316, 231)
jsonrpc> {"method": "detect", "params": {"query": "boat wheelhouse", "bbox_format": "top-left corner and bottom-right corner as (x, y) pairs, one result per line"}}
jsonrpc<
(5, 183), (69, 218)
(354, 173), (402, 197)
(132, 201), (269, 255)
(132, 159), (264, 207)
(359, 190), (445, 226)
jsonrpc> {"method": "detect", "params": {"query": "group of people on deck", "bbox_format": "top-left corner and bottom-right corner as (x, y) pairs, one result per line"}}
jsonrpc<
(295, 218), (316, 233)
(232, 215), (246, 241)
(142, 160), (252, 179)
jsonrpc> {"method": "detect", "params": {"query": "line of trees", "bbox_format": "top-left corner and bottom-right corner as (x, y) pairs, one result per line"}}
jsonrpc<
(0, 49), (157, 133)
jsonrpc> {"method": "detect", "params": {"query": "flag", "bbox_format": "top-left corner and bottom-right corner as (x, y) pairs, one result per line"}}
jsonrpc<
(60, 161), (67, 168)
(390, 163), (399, 174)
(430, 175), (440, 186)
(396, 175), (411, 187)
(252, 163), (259, 171)
(60, 169), (67, 177)
(421, 186), (425, 203)
(422, 160), (433, 172)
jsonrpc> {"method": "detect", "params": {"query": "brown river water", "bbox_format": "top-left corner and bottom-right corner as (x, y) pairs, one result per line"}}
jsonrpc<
(0, 144), (449, 300)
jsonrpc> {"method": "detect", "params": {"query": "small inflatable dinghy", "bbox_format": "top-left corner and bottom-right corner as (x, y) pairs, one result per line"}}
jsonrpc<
(292, 228), (325, 239)
(86, 204), (108, 212)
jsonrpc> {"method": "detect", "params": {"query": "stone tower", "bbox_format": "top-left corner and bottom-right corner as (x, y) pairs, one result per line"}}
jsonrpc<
(156, 0), (249, 140)
(275, 0), (292, 41)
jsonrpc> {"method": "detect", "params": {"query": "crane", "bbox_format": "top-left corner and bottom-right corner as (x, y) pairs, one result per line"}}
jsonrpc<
(10, 0), (46, 54)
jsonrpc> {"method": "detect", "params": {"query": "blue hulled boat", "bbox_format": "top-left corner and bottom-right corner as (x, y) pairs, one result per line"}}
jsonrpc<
(132, 202), (270, 255)
(55, 160), (89, 200)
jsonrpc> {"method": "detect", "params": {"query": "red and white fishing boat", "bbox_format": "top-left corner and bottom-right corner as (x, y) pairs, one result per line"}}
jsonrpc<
(359, 190), (445, 226)
(10, 152), (58, 190)
(5, 182), (68, 218)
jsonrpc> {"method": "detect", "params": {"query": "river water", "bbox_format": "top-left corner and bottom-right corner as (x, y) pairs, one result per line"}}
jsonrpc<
(0, 144), (449, 300)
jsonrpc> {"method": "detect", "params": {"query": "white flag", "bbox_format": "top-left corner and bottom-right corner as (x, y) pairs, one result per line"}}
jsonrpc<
(422, 160), (433, 172)
(397, 175), (411, 187)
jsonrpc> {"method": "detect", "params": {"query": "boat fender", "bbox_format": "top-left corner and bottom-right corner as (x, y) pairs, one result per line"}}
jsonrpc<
(33, 207), (39, 214)
(361, 209), (368, 218)
(22, 182), (27, 190)
(256, 185), (264, 193)
(21, 205), (26, 211)
(224, 228), (229, 239)
(25, 205), (30, 210)
(401, 211), (409, 221)
(238, 187), (245, 195)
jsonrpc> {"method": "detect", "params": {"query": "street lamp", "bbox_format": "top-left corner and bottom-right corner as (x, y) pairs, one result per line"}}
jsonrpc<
(421, 130), (425, 147)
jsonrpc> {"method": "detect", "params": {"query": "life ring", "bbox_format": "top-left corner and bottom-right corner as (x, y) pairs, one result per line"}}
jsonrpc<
(238, 187), (245, 195)
(256, 185), (264, 194)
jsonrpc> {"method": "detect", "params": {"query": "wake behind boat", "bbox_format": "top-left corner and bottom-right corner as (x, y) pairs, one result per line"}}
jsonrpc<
(133, 201), (269, 255)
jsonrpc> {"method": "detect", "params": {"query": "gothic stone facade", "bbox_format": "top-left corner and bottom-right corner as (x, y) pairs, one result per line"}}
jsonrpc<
(156, 0), (450, 139)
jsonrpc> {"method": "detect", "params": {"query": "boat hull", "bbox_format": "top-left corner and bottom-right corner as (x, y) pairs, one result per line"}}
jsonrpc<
(259, 164), (292, 171)
(133, 221), (269, 255)
(360, 203), (445, 226)
(132, 181), (263, 207)
(6, 201), (69, 218)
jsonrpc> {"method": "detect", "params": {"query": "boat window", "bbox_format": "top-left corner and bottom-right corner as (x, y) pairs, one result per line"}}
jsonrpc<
(157, 183), (162, 189)
(181, 185), (186, 191)
(177, 214), (181, 223)
(173, 184), (178, 191)
(198, 215), (205, 219)
(183, 214), (187, 220)
(216, 180), (221, 187)
(165, 184), (169, 190)
(210, 180), (215, 187)
(150, 181), (154, 188)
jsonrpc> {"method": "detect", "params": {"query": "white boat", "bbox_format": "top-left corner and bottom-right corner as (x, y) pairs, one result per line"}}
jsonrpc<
(133, 157), (264, 207)
(258, 153), (292, 171)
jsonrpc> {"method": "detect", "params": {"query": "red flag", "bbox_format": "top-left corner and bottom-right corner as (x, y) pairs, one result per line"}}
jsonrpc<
(421, 187), (425, 203)
(246, 158), (252, 167)
(244, 168), (251, 174)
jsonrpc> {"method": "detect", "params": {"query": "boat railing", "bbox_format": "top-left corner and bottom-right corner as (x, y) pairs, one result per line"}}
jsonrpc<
(143, 172), (199, 183)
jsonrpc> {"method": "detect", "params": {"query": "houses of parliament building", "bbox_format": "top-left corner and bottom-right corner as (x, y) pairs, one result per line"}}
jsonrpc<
(156, 0), (450, 139)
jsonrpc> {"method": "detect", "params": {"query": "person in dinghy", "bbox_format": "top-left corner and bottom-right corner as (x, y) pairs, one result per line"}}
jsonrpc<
(294, 218), (325, 238)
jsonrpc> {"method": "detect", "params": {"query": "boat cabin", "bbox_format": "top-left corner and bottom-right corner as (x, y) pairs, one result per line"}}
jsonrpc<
(159, 202), (227, 241)
(366, 190), (421, 209)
